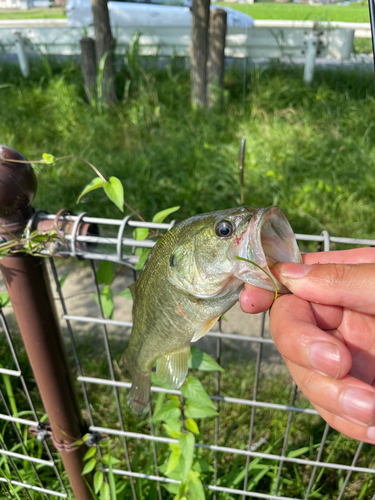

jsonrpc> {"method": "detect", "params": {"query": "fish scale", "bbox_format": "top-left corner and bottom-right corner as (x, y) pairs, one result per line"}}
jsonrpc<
(122, 206), (302, 414)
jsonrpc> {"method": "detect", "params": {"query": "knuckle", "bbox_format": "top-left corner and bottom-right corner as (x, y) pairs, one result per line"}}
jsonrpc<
(328, 263), (354, 285)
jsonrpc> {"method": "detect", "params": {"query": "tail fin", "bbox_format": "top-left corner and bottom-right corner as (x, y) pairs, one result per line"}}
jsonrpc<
(123, 353), (151, 415)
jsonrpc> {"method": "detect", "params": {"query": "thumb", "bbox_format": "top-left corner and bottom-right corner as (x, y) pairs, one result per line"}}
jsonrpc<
(273, 262), (375, 314)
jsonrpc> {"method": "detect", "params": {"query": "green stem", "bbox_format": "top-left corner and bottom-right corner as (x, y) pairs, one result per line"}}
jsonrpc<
(235, 256), (278, 300)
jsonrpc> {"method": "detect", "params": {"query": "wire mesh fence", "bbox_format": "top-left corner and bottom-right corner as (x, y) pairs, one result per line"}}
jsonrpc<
(0, 211), (375, 499)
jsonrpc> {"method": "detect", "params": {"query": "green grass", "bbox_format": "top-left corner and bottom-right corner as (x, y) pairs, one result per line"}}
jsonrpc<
(0, 7), (66, 20)
(218, 2), (371, 23)
(2, 315), (375, 499)
(1, 59), (375, 241)
(1, 58), (375, 498)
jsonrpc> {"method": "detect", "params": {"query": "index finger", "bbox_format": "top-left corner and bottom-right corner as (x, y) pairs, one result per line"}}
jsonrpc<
(302, 247), (375, 265)
(239, 248), (375, 315)
(273, 261), (375, 314)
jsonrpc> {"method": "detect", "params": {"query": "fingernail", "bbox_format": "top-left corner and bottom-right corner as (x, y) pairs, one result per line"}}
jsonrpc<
(341, 388), (375, 425)
(309, 342), (340, 378)
(275, 262), (312, 279)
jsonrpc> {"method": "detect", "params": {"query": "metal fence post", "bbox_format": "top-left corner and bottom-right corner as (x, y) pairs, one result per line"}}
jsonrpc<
(0, 146), (93, 500)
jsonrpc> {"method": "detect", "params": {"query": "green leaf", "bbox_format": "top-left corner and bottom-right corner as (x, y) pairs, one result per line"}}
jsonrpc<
(103, 177), (124, 212)
(0, 367), (18, 428)
(97, 261), (114, 286)
(0, 293), (10, 308)
(179, 433), (195, 482)
(185, 418), (199, 435)
(58, 272), (69, 289)
(94, 471), (104, 494)
(169, 442), (180, 453)
(94, 285), (114, 319)
(287, 446), (312, 458)
(77, 177), (104, 203)
(83, 447), (97, 461)
(100, 482), (110, 500)
(152, 206), (180, 223)
(82, 457), (96, 475)
(0, 249), (9, 260)
(135, 248), (151, 271)
(164, 422), (182, 438)
(193, 459), (214, 473)
(100, 285), (114, 319)
(181, 377), (216, 410)
(163, 483), (180, 495)
(153, 399), (181, 422)
(101, 454), (121, 465)
(117, 289), (132, 300)
(187, 470), (205, 500)
(107, 446), (117, 500)
(135, 247), (144, 256)
(42, 153), (55, 164)
(185, 400), (218, 419)
(189, 346), (224, 372)
(133, 227), (149, 241)
(166, 449), (181, 476)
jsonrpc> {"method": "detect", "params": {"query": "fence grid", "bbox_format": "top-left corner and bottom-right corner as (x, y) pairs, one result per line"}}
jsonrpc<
(0, 211), (374, 499)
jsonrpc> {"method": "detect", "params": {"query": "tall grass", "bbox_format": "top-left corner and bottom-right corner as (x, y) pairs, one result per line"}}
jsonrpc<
(1, 57), (375, 498)
(0, 58), (375, 241)
(1, 323), (375, 499)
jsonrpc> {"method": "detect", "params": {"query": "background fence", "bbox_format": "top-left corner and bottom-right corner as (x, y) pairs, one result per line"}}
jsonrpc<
(0, 205), (375, 499)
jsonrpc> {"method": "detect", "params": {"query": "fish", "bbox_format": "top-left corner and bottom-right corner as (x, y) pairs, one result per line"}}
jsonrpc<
(123, 206), (302, 414)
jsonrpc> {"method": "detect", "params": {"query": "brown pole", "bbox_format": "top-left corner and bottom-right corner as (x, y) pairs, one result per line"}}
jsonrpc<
(80, 37), (97, 104)
(207, 8), (227, 110)
(190, 0), (210, 108)
(0, 146), (93, 500)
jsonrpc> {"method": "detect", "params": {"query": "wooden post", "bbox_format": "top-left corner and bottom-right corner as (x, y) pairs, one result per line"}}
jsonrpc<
(303, 31), (319, 84)
(80, 37), (97, 104)
(207, 9), (227, 109)
(14, 32), (30, 78)
(90, 0), (117, 104)
(190, 0), (210, 108)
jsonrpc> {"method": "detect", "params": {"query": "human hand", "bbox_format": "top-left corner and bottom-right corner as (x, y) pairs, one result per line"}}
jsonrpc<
(239, 248), (375, 443)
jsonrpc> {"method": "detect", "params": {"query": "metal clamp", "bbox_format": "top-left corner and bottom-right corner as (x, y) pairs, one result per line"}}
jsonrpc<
(70, 212), (87, 258)
(116, 215), (132, 262)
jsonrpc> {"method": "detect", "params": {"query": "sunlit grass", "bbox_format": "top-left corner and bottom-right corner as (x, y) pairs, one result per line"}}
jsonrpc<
(218, 2), (370, 23)
(1, 59), (374, 241)
(1, 321), (375, 499)
(0, 8), (66, 20)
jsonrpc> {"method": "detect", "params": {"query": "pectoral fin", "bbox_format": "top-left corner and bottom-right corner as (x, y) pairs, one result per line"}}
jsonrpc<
(156, 346), (190, 389)
(191, 316), (219, 342)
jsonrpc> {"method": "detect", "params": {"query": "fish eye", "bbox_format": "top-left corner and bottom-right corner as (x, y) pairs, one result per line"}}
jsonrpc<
(215, 220), (234, 238)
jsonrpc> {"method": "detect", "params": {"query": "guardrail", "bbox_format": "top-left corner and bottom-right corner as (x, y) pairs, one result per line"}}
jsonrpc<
(1, 24), (355, 83)
(0, 17), (369, 37)
(253, 20), (371, 39)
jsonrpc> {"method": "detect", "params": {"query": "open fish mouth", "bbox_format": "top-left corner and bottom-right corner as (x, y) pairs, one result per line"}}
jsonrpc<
(235, 206), (302, 293)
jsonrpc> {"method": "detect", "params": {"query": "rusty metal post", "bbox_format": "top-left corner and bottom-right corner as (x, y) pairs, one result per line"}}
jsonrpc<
(0, 146), (93, 500)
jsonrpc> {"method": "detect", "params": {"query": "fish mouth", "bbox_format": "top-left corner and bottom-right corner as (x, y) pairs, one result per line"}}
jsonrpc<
(235, 206), (302, 293)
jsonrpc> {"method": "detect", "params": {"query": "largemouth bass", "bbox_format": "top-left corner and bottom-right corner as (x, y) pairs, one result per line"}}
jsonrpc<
(123, 206), (302, 414)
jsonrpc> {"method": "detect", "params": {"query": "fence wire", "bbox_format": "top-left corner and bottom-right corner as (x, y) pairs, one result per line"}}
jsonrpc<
(0, 211), (375, 499)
